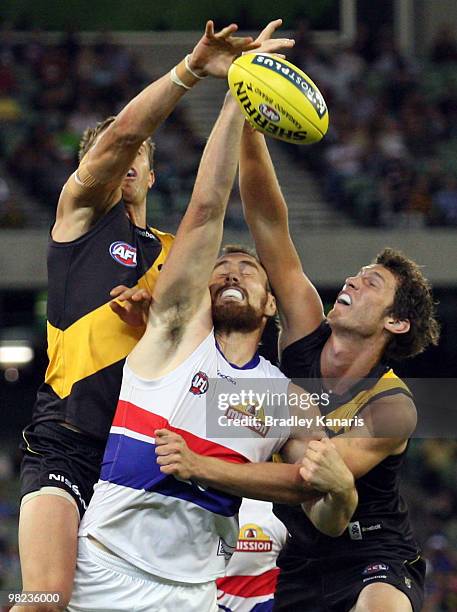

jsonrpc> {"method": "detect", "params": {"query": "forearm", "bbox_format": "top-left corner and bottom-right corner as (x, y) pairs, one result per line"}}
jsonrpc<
(240, 126), (289, 227)
(302, 486), (358, 537)
(190, 94), (244, 214)
(150, 95), (244, 314)
(111, 59), (199, 146)
(193, 456), (318, 504)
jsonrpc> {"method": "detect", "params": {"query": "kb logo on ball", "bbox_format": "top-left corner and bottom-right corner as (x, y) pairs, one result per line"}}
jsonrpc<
(258, 104), (280, 123)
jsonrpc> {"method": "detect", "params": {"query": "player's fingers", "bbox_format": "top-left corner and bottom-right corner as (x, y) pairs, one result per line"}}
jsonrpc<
(308, 439), (325, 452)
(156, 453), (181, 465)
(205, 20), (214, 38)
(257, 18), (283, 42)
(235, 38), (260, 52)
(109, 300), (125, 314)
(109, 285), (130, 297)
(159, 464), (180, 475)
(131, 289), (152, 302)
(215, 23), (238, 39)
(301, 456), (315, 472)
(113, 287), (139, 302)
(263, 38), (295, 51)
(155, 444), (179, 456)
(299, 466), (312, 482)
(154, 428), (173, 442)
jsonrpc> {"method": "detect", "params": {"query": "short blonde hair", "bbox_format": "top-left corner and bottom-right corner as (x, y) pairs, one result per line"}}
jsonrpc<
(78, 116), (155, 168)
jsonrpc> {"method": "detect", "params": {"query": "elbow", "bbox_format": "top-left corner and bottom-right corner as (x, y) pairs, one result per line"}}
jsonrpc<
(108, 115), (144, 147)
(188, 198), (226, 227)
(319, 520), (349, 538)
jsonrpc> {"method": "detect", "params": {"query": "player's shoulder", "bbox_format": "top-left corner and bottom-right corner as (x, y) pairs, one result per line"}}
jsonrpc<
(362, 383), (417, 439)
(366, 368), (414, 409)
(257, 355), (288, 380)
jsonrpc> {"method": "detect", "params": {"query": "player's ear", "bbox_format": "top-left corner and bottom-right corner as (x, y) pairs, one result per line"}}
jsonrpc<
(148, 170), (155, 189)
(384, 317), (410, 335)
(265, 292), (276, 317)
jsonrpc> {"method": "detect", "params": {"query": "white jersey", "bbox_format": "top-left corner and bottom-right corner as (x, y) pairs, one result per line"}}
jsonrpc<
(216, 499), (287, 612)
(80, 331), (290, 583)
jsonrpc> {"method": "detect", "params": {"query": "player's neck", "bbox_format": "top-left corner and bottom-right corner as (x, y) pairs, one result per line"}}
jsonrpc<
(215, 329), (262, 368)
(321, 332), (384, 390)
(125, 199), (147, 229)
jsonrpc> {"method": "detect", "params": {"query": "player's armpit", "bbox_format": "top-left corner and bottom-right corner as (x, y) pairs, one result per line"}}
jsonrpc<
(332, 394), (417, 479)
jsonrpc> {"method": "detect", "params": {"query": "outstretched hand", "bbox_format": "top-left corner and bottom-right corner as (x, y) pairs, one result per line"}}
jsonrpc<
(109, 284), (152, 327)
(189, 21), (259, 78)
(189, 19), (294, 79)
(249, 18), (295, 57)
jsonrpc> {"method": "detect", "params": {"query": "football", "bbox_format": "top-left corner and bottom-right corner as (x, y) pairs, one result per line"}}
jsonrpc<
(228, 53), (329, 144)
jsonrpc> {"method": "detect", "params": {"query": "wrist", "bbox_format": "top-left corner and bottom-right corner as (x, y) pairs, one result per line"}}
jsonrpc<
(190, 453), (213, 482)
(170, 56), (206, 91)
(186, 53), (208, 78)
(329, 480), (356, 503)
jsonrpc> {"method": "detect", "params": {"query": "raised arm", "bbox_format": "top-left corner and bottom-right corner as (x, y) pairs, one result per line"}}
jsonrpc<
(240, 127), (324, 350)
(128, 22), (293, 379)
(54, 21), (258, 241)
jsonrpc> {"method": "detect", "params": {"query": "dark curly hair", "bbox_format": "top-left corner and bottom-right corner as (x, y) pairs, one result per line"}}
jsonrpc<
(375, 248), (440, 360)
(78, 116), (155, 168)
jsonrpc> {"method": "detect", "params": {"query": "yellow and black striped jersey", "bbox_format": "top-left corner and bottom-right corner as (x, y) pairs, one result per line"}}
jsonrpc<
(276, 320), (420, 561)
(32, 200), (173, 440)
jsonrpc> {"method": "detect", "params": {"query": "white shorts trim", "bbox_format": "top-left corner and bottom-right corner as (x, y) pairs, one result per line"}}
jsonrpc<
(68, 537), (218, 611)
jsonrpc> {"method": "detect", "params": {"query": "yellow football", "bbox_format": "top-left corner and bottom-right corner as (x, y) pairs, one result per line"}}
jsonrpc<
(228, 53), (329, 144)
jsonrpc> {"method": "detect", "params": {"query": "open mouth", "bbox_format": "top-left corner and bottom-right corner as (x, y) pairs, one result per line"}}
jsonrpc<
(125, 167), (138, 179)
(336, 292), (352, 306)
(219, 287), (244, 302)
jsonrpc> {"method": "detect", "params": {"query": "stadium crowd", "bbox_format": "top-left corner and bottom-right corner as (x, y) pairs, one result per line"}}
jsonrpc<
(0, 18), (456, 612)
(1, 21), (457, 229)
(0, 26), (204, 230)
(290, 20), (457, 226)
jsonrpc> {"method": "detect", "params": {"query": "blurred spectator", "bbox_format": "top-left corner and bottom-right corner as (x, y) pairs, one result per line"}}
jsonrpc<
(430, 26), (457, 64)
(0, 177), (25, 228)
(433, 175), (457, 224)
(0, 26), (207, 227)
(290, 19), (457, 227)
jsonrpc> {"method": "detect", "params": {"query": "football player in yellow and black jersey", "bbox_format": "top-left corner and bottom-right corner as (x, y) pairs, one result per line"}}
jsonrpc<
(236, 126), (440, 612)
(153, 122), (441, 612)
(15, 23), (261, 611)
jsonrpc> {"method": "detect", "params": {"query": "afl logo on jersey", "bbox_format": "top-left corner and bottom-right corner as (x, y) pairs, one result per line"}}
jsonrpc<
(109, 241), (137, 267)
(190, 371), (209, 395)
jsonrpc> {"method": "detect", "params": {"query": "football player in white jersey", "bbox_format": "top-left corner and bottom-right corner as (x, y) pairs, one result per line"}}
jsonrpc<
(68, 22), (357, 612)
(216, 498), (287, 612)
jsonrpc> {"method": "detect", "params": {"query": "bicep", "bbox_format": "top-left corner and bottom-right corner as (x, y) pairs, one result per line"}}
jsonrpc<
(332, 395), (417, 479)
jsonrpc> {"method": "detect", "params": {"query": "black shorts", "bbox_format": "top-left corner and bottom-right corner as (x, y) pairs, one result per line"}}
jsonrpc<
(273, 555), (426, 612)
(20, 421), (106, 518)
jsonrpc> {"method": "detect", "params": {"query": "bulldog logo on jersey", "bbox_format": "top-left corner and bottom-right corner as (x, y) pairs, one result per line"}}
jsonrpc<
(237, 523), (273, 552)
(189, 371), (209, 395)
(109, 241), (137, 267)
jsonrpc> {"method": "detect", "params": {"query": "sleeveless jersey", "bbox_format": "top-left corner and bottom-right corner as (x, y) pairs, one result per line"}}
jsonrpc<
(216, 499), (287, 612)
(275, 321), (420, 563)
(79, 331), (290, 583)
(32, 201), (173, 440)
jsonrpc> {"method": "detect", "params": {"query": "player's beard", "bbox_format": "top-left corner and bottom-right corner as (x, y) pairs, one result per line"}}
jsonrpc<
(212, 300), (264, 334)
